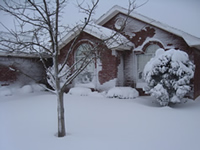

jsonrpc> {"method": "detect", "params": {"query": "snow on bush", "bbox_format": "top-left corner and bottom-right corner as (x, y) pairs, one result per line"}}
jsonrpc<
(31, 84), (46, 92)
(143, 48), (195, 106)
(0, 86), (12, 96)
(106, 87), (139, 99)
(68, 87), (92, 96)
(19, 85), (33, 94)
(0, 83), (46, 96)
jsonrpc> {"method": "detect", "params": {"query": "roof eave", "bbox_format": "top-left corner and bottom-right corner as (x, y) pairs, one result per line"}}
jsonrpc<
(95, 5), (124, 25)
(110, 45), (133, 51)
(58, 23), (135, 51)
(0, 52), (51, 58)
(193, 45), (200, 50)
(58, 29), (80, 50)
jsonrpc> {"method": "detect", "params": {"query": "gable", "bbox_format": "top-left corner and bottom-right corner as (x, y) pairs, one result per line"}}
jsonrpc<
(96, 5), (200, 50)
(102, 13), (191, 53)
(58, 23), (134, 51)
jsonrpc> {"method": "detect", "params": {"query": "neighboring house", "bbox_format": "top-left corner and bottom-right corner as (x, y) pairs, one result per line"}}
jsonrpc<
(59, 5), (200, 98)
(0, 51), (49, 86)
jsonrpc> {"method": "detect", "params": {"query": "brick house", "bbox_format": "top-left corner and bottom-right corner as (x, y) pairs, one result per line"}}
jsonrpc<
(59, 5), (200, 98)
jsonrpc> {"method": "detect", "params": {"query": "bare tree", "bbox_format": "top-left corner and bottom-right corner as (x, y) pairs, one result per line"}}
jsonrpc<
(0, 0), (138, 137)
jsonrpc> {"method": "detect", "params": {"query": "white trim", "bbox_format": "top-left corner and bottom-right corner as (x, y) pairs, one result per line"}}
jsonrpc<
(134, 38), (164, 52)
(134, 42), (160, 88)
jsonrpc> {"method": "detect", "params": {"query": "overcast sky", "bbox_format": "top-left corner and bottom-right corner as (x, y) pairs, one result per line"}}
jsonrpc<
(0, 0), (200, 38)
(68, 0), (200, 38)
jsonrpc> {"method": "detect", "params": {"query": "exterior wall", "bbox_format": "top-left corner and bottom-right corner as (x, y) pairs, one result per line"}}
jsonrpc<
(104, 13), (191, 51)
(58, 13), (199, 96)
(123, 51), (136, 87)
(116, 51), (125, 86)
(98, 50), (120, 85)
(102, 13), (198, 97)
(0, 64), (18, 85)
(194, 49), (200, 99)
(96, 50), (121, 91)
(59, 32), (121, 91)
(0, 56), (46, 86)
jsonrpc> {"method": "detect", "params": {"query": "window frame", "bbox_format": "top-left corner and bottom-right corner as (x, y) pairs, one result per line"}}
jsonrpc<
(74, 42), (96, 85)
(136, 41), (163, 88)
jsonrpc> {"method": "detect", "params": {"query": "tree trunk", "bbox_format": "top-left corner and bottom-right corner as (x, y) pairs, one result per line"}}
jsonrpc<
(57, 90), (66, 137)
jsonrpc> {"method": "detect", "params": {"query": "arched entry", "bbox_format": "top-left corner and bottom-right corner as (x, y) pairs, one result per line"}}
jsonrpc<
(74, 42), (96, 88)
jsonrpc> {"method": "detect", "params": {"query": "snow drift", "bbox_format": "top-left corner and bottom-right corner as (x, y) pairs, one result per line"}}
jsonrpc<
(106, 87), (139, 99)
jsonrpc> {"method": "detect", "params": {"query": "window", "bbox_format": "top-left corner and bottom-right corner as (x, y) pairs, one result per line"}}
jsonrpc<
(137, 44), (161, 83)
(75, 43), (95, 84)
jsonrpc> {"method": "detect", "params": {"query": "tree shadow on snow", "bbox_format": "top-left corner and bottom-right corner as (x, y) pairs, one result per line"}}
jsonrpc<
(169, 98), (200, 109)
(135, 96), (200, 109)
(134, 96), (162, 108)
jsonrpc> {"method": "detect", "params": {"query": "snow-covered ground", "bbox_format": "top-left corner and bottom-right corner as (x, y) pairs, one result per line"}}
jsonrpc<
(0, 87), (200, 150)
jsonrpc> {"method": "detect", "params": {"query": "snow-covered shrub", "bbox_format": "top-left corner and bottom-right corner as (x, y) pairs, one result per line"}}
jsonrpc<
(19, 85), (33, 94)
(68, 87), (92, 96)
(143, 48), (195, 106)
(0, 86), (12, 96)
(31, 84), (46, 92)
(46, 64), (70, 90)
(0, 83), (46, 96)
(106, 87), (139, 99)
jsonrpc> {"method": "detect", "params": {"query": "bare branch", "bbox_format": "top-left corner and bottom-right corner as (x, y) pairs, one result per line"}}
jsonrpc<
(0, 0), (142, 137)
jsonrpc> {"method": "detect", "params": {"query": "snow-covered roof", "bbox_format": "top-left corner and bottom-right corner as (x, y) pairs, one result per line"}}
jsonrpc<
(59, 23), (134, 51)
(0, 51), (51, 58)
(96, 5), (200, 50)
(0, 32), (51, 58)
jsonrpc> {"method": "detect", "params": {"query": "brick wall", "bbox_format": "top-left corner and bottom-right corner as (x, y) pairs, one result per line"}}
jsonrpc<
(0, 65), (18, 85)
(194, 49), (200, 99)
(102, 12), (199, 97)
(0, 56), (46, 86)
(59, 32), (121, 87)
(98, 50), (120, 84)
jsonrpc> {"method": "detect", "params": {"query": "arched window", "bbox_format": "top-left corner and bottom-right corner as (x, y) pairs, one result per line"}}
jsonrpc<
(137, 43), (162, 83)
(75, 43), (95, 84)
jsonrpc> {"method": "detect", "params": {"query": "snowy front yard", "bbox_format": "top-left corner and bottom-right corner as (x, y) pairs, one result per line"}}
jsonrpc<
(0, 90), (200, 150)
